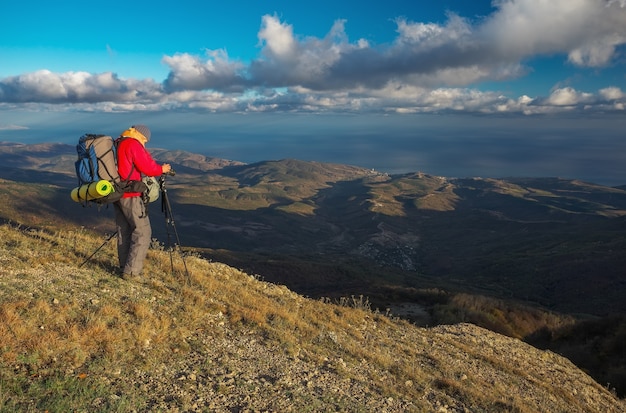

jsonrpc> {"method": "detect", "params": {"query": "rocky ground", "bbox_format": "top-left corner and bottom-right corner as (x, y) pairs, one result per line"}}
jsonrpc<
(1, 224), (624, 412)
(95, 279), (623, 413)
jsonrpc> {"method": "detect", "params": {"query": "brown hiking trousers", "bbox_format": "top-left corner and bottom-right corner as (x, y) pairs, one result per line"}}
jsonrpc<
(114, 196), (151, 276)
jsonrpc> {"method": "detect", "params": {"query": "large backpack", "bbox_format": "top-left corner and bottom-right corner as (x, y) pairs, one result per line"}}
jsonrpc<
(74, 134), (125, 204)
(73, 134), (157, 205)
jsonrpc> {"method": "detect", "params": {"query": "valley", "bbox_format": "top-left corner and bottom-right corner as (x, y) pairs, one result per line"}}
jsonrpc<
(1, 141), (625, 396)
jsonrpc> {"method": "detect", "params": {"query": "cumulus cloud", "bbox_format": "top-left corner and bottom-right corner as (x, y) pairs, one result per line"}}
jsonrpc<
(162, 50), (247, 92)
(1, 0), (626, 115)
(480, 0), (626, 67)
(248, 16), (355, 89)
(544, 87), (588, 106)
(0, 70), (162, 104)
(240, 0), (626, 91)
(599, 86), (625, 100)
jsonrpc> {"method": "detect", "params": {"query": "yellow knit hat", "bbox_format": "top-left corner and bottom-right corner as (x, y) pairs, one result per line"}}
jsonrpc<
(121, 125), (151, 141)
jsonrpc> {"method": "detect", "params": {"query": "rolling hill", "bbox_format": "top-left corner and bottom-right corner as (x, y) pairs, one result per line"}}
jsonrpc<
(6, 141), (623, 315)
(0, 219), (623, 412)
(1, 141), (626, 397)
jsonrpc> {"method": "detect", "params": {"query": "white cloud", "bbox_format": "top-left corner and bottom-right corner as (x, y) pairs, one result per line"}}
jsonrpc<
(257, 14), (297, 58)
(545, 87), (589, 106)
(167, 1), (626, 92)
(162, 50), (246, 92)
(607, 0), (626, 6)
(1, 69), (623, 116)
(0, 70), (162, 103)
(482, 0), (626, 67)
(599, 87), (625, 100)
(0, 124), (28, 130)
(248, 16), (353, 89)
(526, 86), (625, 112)
(1, 1), (626, 115)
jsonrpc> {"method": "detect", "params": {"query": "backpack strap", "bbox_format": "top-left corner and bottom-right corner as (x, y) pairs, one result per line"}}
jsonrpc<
(97, 145), (119, 183)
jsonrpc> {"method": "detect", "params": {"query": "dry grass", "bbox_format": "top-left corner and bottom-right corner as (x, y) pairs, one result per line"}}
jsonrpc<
(0, 222), (623, 412)
(0, 222), (382, 359)
(0, 223), (422, 408)
(432, 292), (576, 339)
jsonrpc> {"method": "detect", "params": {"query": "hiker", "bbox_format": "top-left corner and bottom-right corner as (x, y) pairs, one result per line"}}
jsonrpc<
(114, 124), (171, 279)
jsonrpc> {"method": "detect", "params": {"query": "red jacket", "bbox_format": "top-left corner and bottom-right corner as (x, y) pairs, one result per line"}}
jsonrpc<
(116, 137), (162, 198)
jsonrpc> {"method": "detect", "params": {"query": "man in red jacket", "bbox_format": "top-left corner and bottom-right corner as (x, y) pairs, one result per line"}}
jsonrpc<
(114, 124), (171, 279)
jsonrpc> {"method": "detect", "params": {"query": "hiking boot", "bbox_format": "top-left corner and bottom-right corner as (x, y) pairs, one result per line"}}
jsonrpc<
(121, 272), (138, 280)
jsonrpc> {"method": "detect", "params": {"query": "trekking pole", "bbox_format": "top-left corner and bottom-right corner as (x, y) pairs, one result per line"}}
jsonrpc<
(159, 171), (190, 283)
(79, 231), (117, 268)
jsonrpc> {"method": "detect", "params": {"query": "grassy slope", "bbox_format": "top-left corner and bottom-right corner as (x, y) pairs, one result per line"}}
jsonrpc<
(0, 222), (624, 412)
(1, 142), (626, 398)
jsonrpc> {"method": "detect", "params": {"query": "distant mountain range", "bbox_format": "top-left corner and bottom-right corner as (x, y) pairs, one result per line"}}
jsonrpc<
(2, 140), (626, 396)
(1, 141), (625, 316)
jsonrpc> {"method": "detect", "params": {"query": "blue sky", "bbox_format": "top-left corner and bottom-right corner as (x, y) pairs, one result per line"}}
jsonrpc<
(1, 0), (626, 185)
